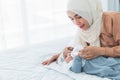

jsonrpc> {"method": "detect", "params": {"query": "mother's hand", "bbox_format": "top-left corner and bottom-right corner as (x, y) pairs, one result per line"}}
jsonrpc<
(78, 46), (105, 60)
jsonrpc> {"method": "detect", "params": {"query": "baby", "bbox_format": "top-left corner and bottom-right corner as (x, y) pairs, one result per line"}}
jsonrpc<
(42, 45), (120, 79)
(42, 45), (84, 73)
(57, 45), (84, 73)
(57, 47), (74, 64)
(42, 46), (74, 65)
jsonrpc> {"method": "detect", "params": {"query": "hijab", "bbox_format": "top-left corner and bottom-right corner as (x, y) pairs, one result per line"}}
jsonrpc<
(67, 0), (103, 47)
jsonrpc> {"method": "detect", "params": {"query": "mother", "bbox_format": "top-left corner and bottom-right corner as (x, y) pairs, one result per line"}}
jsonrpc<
(42, 0), (120, 79)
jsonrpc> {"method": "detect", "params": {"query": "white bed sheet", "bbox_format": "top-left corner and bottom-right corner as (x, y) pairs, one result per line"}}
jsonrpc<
(0, 37), (111, 80)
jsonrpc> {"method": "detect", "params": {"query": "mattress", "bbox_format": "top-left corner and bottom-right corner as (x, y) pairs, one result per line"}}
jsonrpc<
(0, 37), (111, 80)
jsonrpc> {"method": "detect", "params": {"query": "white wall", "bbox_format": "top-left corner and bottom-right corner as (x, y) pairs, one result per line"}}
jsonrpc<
(100, 0), (108, 11)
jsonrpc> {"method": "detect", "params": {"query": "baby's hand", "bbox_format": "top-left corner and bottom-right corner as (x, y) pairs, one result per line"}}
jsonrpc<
(42, 59), (51, 65)
(65, 53), (73, 63)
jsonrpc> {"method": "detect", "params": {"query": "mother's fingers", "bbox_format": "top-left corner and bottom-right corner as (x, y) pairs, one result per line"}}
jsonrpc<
(79, 49), (88, 53)
(82, 54), (93, 60)
(84, 57), (92, 60)
(78, 49), (89, 57)
(78, 50), (91, 58)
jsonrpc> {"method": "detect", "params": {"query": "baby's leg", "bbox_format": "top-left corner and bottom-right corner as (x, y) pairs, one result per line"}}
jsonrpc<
(69, 56), (82, 73)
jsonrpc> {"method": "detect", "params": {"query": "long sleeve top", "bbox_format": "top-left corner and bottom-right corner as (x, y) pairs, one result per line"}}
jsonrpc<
(100, 12), (120, 57)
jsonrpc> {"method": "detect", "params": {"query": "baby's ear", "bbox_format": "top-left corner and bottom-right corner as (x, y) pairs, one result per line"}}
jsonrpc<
(68, 47), (74, 51)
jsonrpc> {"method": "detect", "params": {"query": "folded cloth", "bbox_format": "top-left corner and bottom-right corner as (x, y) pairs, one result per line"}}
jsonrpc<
(70, 56), (120, 80)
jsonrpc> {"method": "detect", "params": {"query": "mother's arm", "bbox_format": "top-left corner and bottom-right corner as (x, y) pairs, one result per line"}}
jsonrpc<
(78, 45), (120, 60)
(104, 45), (120, 57)
(78, 46), (105, 60)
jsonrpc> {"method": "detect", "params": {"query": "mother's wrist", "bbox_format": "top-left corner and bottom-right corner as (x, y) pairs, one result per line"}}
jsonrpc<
(99, 47), (105, 56)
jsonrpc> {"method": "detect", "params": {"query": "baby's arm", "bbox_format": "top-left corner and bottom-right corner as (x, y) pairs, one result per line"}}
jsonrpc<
(42, 47), (73, 65)
(42, 53), (60, 65)
(69, 56), (82, 73)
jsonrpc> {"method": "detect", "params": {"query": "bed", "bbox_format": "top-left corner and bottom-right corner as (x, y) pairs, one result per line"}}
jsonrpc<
(0, 37), (111, 80)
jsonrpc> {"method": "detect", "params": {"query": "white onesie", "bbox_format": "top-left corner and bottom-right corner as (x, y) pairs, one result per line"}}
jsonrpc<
(57, 44), (85, 70)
